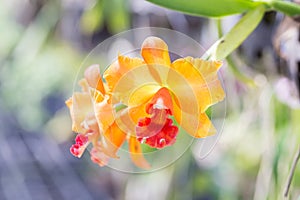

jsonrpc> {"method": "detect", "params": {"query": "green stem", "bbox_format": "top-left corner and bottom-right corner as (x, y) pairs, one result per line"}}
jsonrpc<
(216, 19), (223, 38)
(284, 145), (300, 197)
(226, 55), (256, 87)
(215, 19), (256, 87)
(270, 0), (300, 17)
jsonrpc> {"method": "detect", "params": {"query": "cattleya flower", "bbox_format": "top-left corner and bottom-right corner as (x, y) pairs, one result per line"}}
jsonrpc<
(66, 65), (149, 168)
(66, 37), (225, 169)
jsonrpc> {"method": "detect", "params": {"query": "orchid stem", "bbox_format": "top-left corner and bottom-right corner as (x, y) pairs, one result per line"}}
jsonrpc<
(284, 145), (300, 197)
(226, 55), (256, 87)
(215, 19), (256, 87)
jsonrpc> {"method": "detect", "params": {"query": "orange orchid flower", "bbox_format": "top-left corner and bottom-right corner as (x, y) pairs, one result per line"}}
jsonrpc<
(66, 65), (150, 168)
(104, 37), (225, 149)
(66, 36), (225, 169)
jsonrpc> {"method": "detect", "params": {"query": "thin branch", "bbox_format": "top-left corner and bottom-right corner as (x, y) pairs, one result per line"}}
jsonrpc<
(284, 145), (300, 197)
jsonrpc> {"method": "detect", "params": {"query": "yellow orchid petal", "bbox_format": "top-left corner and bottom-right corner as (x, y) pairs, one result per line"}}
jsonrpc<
(66, 92), (93, 133)
(168, 57), (222, 137)
(141, 37), (172, 85)
(99, 122), (126, 158)
(185, 57), (225, 107)
(115, 103), (148, 135)
(129, 136), (151, 169)
(107, 63), (161, 105)
(91, 88), (105, 103)
(104, 55), (145, 92)
(84, 64), (105, 94)
(104, 122), (127, 149)
(141, 36), (171, 66)
(127, 84), (161, 107)
(84, 113), (100, 134)
(78, 78), (105, 103)
(78, 79), (89, 93)
(169, 58), (216, 113)
(172, 97), (216, 138)
(184, 112), (217, 138)
(167, 66), (200, 116)
(65, 97), (72, 109)
(94, 95), (114, 133)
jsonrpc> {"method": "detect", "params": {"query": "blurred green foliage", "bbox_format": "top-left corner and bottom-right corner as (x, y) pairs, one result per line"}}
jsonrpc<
(80, 0), (130, 35)
(0, 1), (81, 130)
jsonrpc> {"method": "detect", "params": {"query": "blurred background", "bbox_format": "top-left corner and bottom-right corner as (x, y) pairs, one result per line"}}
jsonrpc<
(0, 0), (299, 199)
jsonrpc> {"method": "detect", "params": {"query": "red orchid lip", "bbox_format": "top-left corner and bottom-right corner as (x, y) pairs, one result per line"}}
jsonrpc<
(136, 112), (179, 149)
(70, 134), (89, 157)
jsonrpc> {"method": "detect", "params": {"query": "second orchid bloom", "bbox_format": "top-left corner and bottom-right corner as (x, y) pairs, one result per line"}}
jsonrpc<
(66, 36), (225, 168)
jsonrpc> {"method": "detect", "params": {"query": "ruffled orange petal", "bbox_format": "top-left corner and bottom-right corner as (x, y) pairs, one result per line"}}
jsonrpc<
(84, 64), (105, 94)
(115, 103), (149, 134)
(141, 36), (171, 66)
(100, 122), (126, 158)
(172, 97), (216, 138)
(141, 37), (171, 85)
(106, 60), (161, 105)
(103, 55), (145, 92)
(169, 58), (218, 113)
(127, 85), (161, 107)
(66, 92), (93, 133)
(185, 57), (225, 107)
(94, 95), (114, 133)
(168, 57), (222, 137)
(78, 79), (89, 92)
(129, 136), (150, 169)
(104, 122), (126, 149)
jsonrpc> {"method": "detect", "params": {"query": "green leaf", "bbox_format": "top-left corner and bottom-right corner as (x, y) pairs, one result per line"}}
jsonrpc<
(147, 0), (264, 17)
(269, 0), (300, 17)
(203, 5), (265, 60)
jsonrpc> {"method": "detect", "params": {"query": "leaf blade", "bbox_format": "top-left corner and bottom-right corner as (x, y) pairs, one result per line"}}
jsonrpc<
(147, 0), (263, 17)
(203, 4), (266, 60)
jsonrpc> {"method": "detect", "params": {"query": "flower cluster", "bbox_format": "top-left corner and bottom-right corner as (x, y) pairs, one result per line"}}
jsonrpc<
(66, 37), (225, 168)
